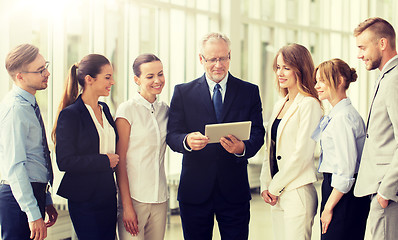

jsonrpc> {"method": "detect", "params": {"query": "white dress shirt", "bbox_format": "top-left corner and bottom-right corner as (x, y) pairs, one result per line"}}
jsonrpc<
(85, 104), (116, 155)
(182, 73), (245, 156)
(312, 98), (365, 193)
(182, 74), (228, 152)
(206, 73), (228, 102)
(115, 91), (169, 203)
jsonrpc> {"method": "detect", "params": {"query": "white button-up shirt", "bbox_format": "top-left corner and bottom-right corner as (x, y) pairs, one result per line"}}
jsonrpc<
(85, 104), (116, 155)
(312, 98), (365, 193)
(115, 91), (169, 203)
(206, 73), (228, 102)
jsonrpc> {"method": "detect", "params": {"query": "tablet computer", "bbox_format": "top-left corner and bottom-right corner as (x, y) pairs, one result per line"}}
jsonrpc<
(205, 121), (252, 144)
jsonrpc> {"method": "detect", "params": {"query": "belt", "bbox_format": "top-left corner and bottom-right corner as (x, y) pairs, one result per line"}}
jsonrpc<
(0, 180), (49, 191)
(0, 180), (9, 185)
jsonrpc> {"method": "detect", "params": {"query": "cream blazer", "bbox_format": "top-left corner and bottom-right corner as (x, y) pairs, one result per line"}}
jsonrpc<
(260, 93), (322, 196)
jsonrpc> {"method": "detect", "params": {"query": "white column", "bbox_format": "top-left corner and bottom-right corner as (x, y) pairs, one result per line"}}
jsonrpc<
(0, 1), (12, 97)
(89, 0), (106, 54)
(220, 0), (241, 77)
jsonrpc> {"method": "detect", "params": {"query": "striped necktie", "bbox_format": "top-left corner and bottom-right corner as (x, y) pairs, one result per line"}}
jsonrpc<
(33, 102), (53, 186)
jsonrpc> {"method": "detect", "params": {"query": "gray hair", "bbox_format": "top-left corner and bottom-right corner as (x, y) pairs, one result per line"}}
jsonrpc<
(200, 32), (231, 54)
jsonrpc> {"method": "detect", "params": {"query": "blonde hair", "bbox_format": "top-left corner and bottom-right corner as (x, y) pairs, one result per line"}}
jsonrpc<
(354, 17), (396, 50)
(315, 58), (357, 94)
(5, 44), (39, 80)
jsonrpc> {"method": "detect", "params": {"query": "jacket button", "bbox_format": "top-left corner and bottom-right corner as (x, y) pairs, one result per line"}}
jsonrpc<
(277, 156), (281, 160)
(366, 134), (369, 138)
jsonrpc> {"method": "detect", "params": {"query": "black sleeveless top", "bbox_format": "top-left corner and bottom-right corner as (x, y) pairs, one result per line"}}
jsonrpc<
(270, 119), (281, 177)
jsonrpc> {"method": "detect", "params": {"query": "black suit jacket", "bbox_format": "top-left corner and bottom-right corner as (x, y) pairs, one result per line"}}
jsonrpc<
(56, 95), (117, 202)
(166, 73), (265, 204)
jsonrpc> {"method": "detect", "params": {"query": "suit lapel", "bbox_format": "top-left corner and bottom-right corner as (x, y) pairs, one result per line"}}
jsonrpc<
(267, 96), (288, 147)
(366, 58), (398, 132)
(100, 102), (118, 143)
(276, 93), (303, 149)
(221, 74), (238, 122)
(197, 75), (217, 121)
(76, 96), (100, 147)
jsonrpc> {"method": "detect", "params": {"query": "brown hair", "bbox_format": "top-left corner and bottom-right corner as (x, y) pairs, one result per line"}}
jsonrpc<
(5, 44), (39, 80)
(52, 54), (111, 143)
(273, 43), (320, 104)
(132, 53), (161, 77)
(314, 58), (358, 94)
(354, 17), (396, 50)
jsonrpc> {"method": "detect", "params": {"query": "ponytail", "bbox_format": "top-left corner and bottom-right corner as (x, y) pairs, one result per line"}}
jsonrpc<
(51, 64), (80, 143)
(51, 54), (110, 144)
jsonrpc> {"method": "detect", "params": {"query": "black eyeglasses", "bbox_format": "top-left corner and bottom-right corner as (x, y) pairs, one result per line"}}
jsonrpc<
(201, 53), (230, 64)
(21, 61), (50, 77)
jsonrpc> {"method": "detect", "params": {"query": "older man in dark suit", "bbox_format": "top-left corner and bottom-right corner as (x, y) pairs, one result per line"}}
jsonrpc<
(166, 32), (265, 240)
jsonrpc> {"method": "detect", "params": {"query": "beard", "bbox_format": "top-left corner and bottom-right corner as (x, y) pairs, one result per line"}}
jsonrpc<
(367, 55), (382, 71)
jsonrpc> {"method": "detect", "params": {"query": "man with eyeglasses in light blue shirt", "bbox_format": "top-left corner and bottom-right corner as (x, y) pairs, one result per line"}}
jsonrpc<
(0, 44), (58, 240)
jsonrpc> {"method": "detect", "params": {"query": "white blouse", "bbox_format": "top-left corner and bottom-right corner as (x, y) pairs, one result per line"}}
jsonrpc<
(85, 104), (116, 155)
(115, 91), (169, 203)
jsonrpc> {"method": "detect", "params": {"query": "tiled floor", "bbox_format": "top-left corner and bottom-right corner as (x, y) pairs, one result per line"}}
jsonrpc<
(164, 183), (322, 240)
(48, 180), (371, 240)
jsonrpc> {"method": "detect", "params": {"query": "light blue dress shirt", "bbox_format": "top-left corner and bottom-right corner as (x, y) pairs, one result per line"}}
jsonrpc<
(0, 85), (52, 222)
(312, 98), (365, 194)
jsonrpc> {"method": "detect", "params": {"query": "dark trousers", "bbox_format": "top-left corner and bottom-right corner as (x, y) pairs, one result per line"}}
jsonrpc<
(68, 192), (117, 240)
(320, 173), (370, 240)
(179, 185), (250, 240)
(0, 183), (46, 240)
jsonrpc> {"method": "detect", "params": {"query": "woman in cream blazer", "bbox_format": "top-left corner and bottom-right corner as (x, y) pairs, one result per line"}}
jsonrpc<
(260, 43), (322, 240)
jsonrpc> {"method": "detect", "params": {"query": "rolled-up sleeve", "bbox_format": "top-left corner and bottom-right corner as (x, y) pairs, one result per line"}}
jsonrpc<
(331, 173), (355, 194)
(4, 107), (42, 222)
(320, 111), (365, 194)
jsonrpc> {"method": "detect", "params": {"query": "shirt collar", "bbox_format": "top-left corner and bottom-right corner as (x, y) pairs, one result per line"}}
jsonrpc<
(12, 84), (36, 106)
(311, 97), (349, 142)
(206, 72), (229, 92)
(381, 54), (398, 74)
(133, 91), (159, 111)
(328, 97), (351, 119)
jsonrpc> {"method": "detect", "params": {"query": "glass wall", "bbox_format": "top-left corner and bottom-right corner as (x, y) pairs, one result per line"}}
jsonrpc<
(1, 0), (398, 204)
(239, 0), (384, 119)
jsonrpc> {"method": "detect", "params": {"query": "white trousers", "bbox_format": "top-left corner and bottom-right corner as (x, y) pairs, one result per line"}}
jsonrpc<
(117, 199), (167, 240)
(271, 183), (318, 240)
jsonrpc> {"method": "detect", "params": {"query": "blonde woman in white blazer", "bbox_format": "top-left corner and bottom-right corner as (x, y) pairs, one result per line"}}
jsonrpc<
(260, 43), (323, 240)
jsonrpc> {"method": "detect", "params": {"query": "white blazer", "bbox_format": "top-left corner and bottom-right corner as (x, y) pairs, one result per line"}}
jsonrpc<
(260, 93), (322, 196)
